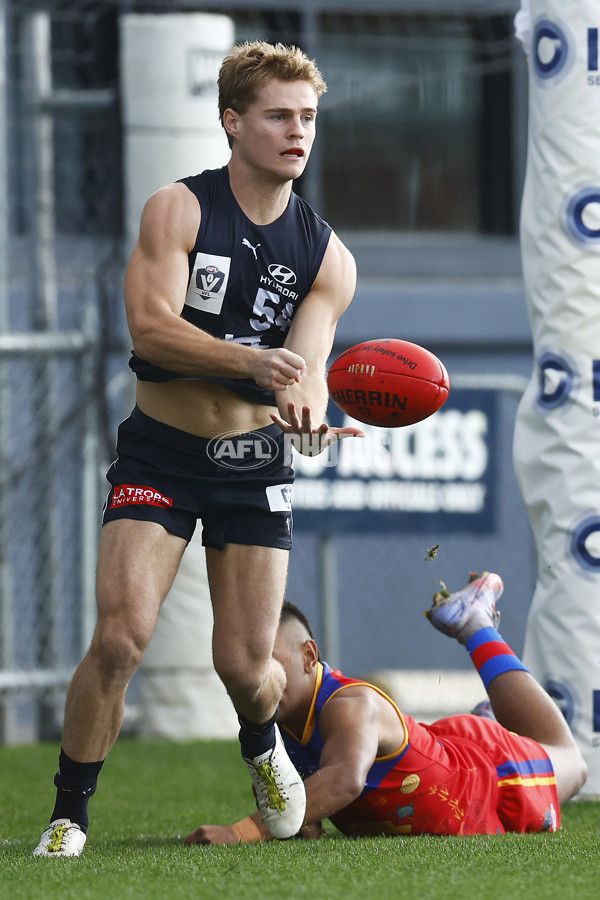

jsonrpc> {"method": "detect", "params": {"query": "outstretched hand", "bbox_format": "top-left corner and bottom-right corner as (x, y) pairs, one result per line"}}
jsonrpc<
(184, 821), (323, 845)
(185, 825), (240, 845)
(271, 402), (365, 457)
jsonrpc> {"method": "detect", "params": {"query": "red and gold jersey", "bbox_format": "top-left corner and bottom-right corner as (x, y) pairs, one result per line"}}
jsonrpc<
(281, 662), (560, 837)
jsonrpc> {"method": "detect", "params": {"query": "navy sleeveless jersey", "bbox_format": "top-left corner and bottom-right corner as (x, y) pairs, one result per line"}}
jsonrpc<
(129, 166), (332, 405)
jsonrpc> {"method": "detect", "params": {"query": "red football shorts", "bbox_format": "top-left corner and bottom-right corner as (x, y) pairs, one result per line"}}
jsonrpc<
(424, 714), (560, 834)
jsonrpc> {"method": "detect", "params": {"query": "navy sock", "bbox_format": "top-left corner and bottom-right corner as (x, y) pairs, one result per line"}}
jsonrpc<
(238, 711), (278, 760)
(51, 748), (104, 834)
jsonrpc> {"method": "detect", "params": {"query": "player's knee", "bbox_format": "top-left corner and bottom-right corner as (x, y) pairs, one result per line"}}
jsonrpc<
(563, 730), (588, 796)
(555, 740), (589, 801)
(91, 620), (149, 684)
(214, 649), (270, 703)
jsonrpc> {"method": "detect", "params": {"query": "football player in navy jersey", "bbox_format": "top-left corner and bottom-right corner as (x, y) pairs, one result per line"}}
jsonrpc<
(34, 41), (363, 857)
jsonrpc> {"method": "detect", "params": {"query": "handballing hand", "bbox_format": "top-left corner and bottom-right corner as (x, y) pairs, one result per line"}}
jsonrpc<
(271, 402), (365, 457)
(252, 348), (306, 391)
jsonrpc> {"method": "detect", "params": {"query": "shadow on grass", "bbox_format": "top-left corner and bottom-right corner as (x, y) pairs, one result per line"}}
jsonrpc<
(90, 835), (188, 853)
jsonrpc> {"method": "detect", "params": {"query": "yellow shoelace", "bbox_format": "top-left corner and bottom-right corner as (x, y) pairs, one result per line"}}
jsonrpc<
(255, 762), (286, 812)
(47, 824), (67, 853)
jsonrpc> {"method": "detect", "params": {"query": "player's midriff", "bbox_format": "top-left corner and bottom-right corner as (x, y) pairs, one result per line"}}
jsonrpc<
(136, 378), (277, 439)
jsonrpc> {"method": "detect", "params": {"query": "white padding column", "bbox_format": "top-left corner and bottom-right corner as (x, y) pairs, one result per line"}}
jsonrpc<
(120, 12), (234, 248)
(138, 530), (238, 739)
(514, 0), (600, 794)
(120, 12), (238, 739)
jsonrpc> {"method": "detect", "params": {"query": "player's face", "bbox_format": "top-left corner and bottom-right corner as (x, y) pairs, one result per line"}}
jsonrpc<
(272, 621), (315, 725)
(228, 78), (318, 180)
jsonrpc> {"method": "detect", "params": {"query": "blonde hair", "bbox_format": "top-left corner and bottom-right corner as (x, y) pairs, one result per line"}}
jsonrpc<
(218, 41), (327, 146)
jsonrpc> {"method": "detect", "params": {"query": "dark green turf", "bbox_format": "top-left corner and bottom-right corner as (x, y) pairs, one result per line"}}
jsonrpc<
(2, 738), (599, 900)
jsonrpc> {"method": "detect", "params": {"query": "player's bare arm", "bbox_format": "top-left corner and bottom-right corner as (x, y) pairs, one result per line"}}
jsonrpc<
(124, 183), (304, 390)
(270, 232), (365, 451)
(299, 688), (384, 824)
(185, 687), (391, 845)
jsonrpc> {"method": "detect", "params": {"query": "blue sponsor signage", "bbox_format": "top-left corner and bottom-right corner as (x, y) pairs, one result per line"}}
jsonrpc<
(291, 389), (497, 533)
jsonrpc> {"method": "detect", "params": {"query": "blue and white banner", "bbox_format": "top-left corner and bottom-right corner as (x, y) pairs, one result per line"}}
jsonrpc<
(293, 389), (497, 534)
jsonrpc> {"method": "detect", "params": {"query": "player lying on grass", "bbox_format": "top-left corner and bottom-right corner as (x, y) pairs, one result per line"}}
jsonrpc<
(185, 573), (587, 843)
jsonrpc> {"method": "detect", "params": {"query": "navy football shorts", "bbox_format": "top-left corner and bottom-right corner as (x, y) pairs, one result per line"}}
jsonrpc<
(102, 406), (294, 550)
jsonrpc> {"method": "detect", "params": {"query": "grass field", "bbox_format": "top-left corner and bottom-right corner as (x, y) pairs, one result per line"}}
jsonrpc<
(2, 737), (600, 900)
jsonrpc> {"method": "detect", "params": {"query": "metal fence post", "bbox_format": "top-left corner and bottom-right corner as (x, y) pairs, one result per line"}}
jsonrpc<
(319, 534), (340, 669)
(81, 303), (100, 656)
(0, 0), (19, 744)
(22, 11), (64, 738)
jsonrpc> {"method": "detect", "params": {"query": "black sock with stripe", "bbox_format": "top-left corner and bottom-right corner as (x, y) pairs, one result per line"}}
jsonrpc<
(50, 748), (104, 834)
(238, 711), (278, 760)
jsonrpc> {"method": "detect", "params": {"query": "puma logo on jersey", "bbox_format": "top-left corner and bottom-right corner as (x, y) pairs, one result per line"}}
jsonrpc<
(242, 238), (261, 259)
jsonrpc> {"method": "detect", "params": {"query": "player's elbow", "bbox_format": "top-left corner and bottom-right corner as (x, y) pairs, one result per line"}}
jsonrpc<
(130, 329), (157, 363)
(127, 312), (167, 364)
(335, 769), (367, 806)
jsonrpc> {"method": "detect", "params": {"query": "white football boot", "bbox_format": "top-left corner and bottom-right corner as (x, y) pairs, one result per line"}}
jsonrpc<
(33, 818), (86, 857)
(425, 571), (504, 644)
(243, 725), (306, 839)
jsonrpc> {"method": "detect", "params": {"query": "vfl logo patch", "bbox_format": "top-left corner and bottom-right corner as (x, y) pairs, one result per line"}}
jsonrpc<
(185, 252), (231, 315)
(268, 263), (297, 285)
(110, 485), (173, 509)
(196, 264), (225, 294)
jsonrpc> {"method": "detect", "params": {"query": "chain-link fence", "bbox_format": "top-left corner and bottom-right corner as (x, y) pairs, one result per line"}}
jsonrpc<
(0, 0), (126, 742)
(0, 0), (525, 743)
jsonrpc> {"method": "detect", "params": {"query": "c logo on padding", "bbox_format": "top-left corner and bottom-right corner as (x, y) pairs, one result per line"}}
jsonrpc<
(570, 514), (600, 574)
(533, 19), (572, 81)
(537, 352), (575, 410)
(564, 187), (600, 244)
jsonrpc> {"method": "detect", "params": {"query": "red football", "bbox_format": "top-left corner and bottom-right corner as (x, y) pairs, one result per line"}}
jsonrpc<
(327, 338), (450, 428)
